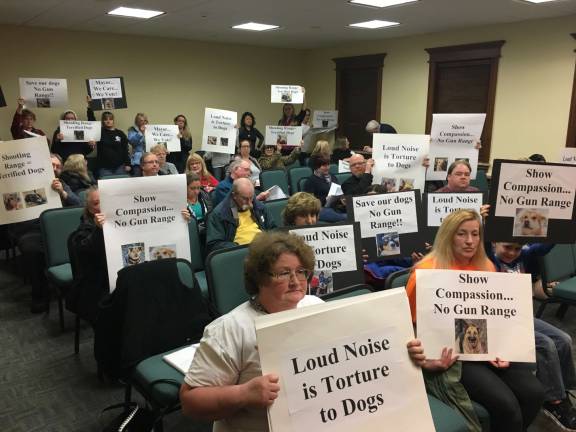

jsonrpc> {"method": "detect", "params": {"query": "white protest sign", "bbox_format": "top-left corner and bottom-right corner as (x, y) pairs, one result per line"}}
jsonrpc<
(88, 78), (122, 99)
(494, 162), (576, 220)
(312, 111), (338, 129)
(338, 160), (350, 173)
(19, 78), (68, 108)
(427, 193), (483, 226)
(59, 120), (101, 142)
(265, 126), (303, 147)
(256, 289), (434, 432)
(266, 185), (288, 201)
(145, 124), (181, 152)
(352, 191), (418, 238)
(99, 175), (190, 291)
(372, 134), (429, 194)
(271, 85), (304, 104)
(427, 114), (485, 181)
(201, 108), (237, 155)
(559, 148), (576, 165)
(0, 137), (61, 225)
(416, 270), (535, 362)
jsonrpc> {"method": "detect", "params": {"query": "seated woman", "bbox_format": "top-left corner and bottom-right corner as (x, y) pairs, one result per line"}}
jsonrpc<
(308, 140), (331, 168)
(330, 137), (353, 163)
(231, 139), (262, 186)
(186, 173), (212, 227)
(179, 231), (323, 430)
(258, 142), (300, 171)
(185, 153), (219, 193)
(59, 154), (97, 194)
(303, 155), (346, 223)
(282, 192), (321, 227)
(406, 209), (543, 432)
(150, 144), (178, 175)
(51, 106), (96, 161)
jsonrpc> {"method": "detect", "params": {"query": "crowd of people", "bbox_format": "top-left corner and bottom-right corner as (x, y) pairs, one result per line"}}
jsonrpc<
(4, 94), (576, 432)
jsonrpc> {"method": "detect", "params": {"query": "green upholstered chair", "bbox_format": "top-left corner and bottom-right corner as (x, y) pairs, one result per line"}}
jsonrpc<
(384, 268), (411, 290)
(188, 218), (208, 298)
(320, 284), (373, 301)
(205, 245), (250, 315)
(298, 177), (308, 192)
(263, 198), (288, 228)
(288, 166), (312, 194)
(334, 172), (352, 185)
(329, 163), (338, 175)
(99, 174), (130, 180)
(260, 169), (289, 196)
(40, 206), (84, 330)
(428, 395), (468, 432)
(470, 167), (489, 192)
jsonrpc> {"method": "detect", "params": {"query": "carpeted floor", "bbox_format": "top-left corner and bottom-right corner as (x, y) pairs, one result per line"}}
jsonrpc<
(0, 255), (571, 431)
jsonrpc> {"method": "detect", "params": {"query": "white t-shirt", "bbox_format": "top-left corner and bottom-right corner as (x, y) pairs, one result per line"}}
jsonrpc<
(185, 295), (323, 432)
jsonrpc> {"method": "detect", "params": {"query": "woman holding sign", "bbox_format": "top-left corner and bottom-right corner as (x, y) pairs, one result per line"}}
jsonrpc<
(51, 108), (95, 161)
(406, 209), (543, 432)
(179, 232), (322, 430)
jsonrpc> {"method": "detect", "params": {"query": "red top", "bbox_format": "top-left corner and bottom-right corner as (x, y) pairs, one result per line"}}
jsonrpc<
(11, 111), (47, 141)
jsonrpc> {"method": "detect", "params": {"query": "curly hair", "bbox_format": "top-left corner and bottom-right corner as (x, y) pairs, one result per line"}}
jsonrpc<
(282, 192), (321, 226)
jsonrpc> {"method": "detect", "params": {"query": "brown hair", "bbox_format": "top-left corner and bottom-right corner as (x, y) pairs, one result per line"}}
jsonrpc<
(283, 192), (321, 226)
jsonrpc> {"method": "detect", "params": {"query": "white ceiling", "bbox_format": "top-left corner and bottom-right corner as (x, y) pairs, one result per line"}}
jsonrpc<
(1, 0), (575, 49)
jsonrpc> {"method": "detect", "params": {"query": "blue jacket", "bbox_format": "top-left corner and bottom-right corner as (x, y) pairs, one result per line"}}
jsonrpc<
(127, 126), (145, 166)
(212, 176), (233, 207)
(486, 242), (554, 281)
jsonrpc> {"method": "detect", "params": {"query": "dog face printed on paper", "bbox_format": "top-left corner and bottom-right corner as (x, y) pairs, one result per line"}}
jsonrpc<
(455, 319), (488, 355)
(513, 208), (548, 237)
(462, 324), (483, 354)
(149, 245), (177, 260)
(127, 246), (144, 265)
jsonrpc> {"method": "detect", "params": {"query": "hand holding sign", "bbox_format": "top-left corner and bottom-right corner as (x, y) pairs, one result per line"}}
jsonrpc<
(242, 374), (281, 407)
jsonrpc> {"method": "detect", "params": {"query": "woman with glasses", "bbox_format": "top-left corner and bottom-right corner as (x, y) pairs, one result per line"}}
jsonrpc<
(150, 144), (178, 175)
(180, 231), (322, 431)
(185, 153), (219, 193)
(186, 173), (212, 226)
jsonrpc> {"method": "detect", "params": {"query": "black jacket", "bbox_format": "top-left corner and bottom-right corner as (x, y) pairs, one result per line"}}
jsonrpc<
(88, 108), (130, 169)
(59, 171), (97, 194)
(341, 173), (373, 196)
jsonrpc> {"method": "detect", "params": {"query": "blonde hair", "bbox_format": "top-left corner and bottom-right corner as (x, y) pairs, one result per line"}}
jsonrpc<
(62, 154), (90, 181)
(423, 209), (492, 270)
(311, 140), (331, 158)
(150, 143), (168, 154)
(283, 192), (321, 226)
(186, 153), (209, 178)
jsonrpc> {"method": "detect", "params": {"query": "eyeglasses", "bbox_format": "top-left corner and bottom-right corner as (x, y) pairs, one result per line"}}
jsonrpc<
(268, 268), (311, 282)
(452, 171), (470, 177)
(350, 161), (366, 168)
(143, 160), (159, 165)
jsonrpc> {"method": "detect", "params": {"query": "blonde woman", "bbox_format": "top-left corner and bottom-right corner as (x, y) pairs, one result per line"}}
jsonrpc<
(60, 154), (96, 193)
(308, 140), (331, 167)
(127, 112), (148, 176)
(185, 153), (218, 193)
(406, 209), (543, 432)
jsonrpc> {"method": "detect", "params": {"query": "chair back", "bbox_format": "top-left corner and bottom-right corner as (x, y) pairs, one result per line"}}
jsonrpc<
(334, 172), (352, 185)
(288, 166), (312, 195)
(320, 284), (374, 301)
(263, 198), (289, 228)
(188, 218), (205, 271)
(298, 177), (308, 192)
(40, 207), (84, 267)
(206, 245), (250, 315)
(329, 164), (338, 175)
(470, 167), (489, 192)
(539, 245), (576, 286)
(384, 268), (411, 290)
(260, 169), (289, 196)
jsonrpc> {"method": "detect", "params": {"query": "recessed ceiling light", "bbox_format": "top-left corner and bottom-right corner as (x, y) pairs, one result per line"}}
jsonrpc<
(107, 7), (164, 19)
(232, 22), (279, 32)
(520, 0), (561, 2)
(349, 0), (418, 8)
(349, 20), (399, 29)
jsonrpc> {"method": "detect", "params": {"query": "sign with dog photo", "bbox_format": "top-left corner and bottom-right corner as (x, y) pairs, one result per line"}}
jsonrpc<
(486, 160), (576, 243)
(264, 125), (302, 147)
(99, 174), (191, 291)
(346, 191), (426, 262)
(416, 269), (535, 362)
(312, 110), (338, 129)
(18, 77), (68, 108)
(0, 136), (62, 225)
(145, 124), (181, 152)
(201, 108), (237, 155)
(86, 77), (128, 110)
(288, 222), (363, 295)
(59, 120), (101, 142)
(270, 84), (304, 104)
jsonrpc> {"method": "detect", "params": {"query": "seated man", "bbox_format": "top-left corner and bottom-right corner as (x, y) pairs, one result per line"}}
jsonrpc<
(341, 154), (375, 196)
(206, 178), (276, 253)
(140, 152), (161, 177)
(436, 160), (479, 193)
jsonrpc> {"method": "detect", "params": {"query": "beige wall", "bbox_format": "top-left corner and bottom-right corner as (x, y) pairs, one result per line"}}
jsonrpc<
(303, 15), (576, 166)
(0, 25), (305, 150)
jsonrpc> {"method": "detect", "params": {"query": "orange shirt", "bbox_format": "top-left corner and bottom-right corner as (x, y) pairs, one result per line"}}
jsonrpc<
(406, 258), (496, 323)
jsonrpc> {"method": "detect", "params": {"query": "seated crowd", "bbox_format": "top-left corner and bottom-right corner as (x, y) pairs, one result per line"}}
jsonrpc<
(5, 95), (576, 432)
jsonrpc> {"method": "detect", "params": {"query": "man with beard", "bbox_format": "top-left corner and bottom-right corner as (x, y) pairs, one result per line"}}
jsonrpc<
(206, 178), (276, 253)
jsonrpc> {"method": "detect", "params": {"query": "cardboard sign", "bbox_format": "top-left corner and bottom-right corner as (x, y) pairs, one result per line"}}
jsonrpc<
(271, 85), (304, 104)
(486, 160), (576, 243)
(416, 269), (535, 362)
(559, 148), (576, 165)
(288, 223), (363, 294)
(256, 289), (435, 432)
(99, 175), (191, 291)
(312, 110), (338, 129)
(19, 78), (68, 108)
(145, 124), (181, 152)
(59, 120), (101, 142)
(427, 114), (485, 181)
(265, 126), (303, 147)
(201, 108), (237, 155)
(372, 134), (429, 194)
(0, 137), (61, 225)
(86, 77), (128, 110)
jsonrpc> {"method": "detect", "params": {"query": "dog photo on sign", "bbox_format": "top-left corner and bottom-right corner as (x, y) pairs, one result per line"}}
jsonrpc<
(376, 232), (400, 257)
(121, 242), (145, 267)
(149, 244), (177, 260)
(455, 318), (488, 355)
(513, 208), (549, 237)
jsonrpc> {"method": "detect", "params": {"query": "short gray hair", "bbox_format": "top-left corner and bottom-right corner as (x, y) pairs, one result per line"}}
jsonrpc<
(365, 120), (380, 132)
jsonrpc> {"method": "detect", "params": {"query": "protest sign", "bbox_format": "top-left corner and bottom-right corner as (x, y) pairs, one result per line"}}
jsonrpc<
(201, 108), (237, 155)
(0, 137), (61, 225)
(145, 124), (181, 152)
(0, 86), (6, 107)
(256, 288), (434, 432)
(271, 85), (304, 104)
(288, 223), (363, 294)
(559, 148), (576, 165)
(347, 191), (425, 261)
(312, 111), (338, 129)
(338, 160), (350, 173)
(99, 175), (190, 291)
(416, 269), (535, 362)
(302, 125), (337, 153)
(19, 78), (68, 108)
(59, 120), (101, 142)
(372, 134), (429, 194)
(486, 160), (576, 243)
(426, 114), (485, 181)
(265, 126), (303, 147)
(86, 77), (128, 110)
